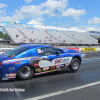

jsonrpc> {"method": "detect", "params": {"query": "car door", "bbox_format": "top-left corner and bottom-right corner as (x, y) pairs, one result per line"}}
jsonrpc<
(37, 47), (59, 70)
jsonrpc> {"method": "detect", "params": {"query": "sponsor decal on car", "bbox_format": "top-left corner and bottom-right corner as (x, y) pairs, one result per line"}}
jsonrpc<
(65, 63), (70, 67)
(37, 49), (44, 53)
(9, 73), (16, 78)
(8, 67), (16, 71)
(5, 73), (16, 79)
(36, 68), (42, 72)
(2, 77), (9, 80)
(50, 66), (56, 70)
(63, 67), (67, 70)
(56, 65), (61, 69)
(15, 61), (22, 65)
(61, 64), (64, 67)
(39, 57), (72, 68)
(45, 53), (50, 55)
(49, 70), (54, 72)
(4, 60), (22, 65)
(43, 67), (49, 71)
(34, 63), (39, 66)
(55, 58), (62, 64)
(35, 71), (50, 75)
(5, 74), (9, 77)
(5, 62), (10, 64)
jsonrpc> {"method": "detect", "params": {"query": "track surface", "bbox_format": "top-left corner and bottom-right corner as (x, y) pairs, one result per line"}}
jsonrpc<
(0, 54), (100, 100)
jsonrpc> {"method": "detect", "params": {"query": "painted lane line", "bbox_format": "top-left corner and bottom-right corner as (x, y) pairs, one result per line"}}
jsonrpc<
(82, 58), (100, 60)
(25, 81), (100, 100)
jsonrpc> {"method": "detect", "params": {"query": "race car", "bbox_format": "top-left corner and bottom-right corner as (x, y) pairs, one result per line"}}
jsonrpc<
(0, 44), (82, 81)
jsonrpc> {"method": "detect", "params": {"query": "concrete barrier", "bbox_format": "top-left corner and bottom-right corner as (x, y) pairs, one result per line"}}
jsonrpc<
(1, 47), (100, 58)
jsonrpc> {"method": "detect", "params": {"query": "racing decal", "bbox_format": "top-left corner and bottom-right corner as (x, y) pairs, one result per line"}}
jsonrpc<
(15, 61), (22, 65)
(61, 64), (64, 67)
(43, 67), (49, 71)
(11, 55), (15, 58)
(2, 77), (9, 80)
(50, 66), (56, 70)
(55, 58), (62, 64)
(5, 74), (9, 77)
(35, 66), (70, 76)
(4, 61), (22, 65)
(36, 68), (42, 72)
(9, 73), (16, 78)
(34, 63), (39, 66)
(3, 57), (41, 63)
(39, 57), (72, 68)
(8, 67), (16, 71)
(5, 73), (16, 78)
(45, 53), (50, 55)
(56, 65), (60, 69)
(5, 62), (10, 64)
(35, 71), (50, 75)
(49, 70), (54, 72)
(62, 67), (67, 70)
(37, 49), (44, 53)
(65, 63), (70, 67)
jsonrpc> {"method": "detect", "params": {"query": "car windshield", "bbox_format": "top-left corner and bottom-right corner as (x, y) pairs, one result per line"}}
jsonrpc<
(4, 46), (29, 57)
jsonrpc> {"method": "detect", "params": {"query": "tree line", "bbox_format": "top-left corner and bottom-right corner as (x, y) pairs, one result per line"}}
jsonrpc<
(0, 31), (10, 40)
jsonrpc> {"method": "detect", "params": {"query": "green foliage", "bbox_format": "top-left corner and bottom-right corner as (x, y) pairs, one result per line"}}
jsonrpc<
(0, 31), (3, 37)
(0, 31), (10, 40)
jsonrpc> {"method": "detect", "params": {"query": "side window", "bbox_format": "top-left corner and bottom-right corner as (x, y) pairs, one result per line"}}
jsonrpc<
(45, 47), (57, 55)
(37, 47), (58, 56)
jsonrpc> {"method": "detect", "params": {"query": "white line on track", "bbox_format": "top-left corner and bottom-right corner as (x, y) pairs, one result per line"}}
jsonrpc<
(25, 81), (100, 100)
(82, 58), (100, 60)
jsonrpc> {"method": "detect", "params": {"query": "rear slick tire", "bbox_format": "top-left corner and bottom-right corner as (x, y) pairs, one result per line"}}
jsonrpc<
(17, 66), (34, 80)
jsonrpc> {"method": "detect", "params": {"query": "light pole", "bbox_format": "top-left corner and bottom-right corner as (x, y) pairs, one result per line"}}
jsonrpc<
(54, 8), (60, 27)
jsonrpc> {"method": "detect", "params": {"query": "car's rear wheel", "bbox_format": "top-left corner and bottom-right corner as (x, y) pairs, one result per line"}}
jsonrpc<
(69, 58), (80, 72)
(17, 66), (34, 80)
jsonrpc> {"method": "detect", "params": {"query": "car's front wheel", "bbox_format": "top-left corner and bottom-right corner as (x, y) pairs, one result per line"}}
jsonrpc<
(69, 58), (80, 72)
(17, 66), (34, 80)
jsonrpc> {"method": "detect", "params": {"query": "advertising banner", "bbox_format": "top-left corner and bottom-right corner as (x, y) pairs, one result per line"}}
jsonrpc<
(83, 48), (97, 52)
(3, 21), (34, 27)
(89, 31), (100, 34)
(67, 48), (79, 52)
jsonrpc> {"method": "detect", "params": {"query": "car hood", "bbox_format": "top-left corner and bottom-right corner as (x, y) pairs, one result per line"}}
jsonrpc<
(60, 48), (78, 53)
(0, 54), (12, 62)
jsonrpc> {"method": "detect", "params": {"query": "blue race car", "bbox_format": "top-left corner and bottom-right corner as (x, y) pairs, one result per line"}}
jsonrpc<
(0, 44), (82, 81)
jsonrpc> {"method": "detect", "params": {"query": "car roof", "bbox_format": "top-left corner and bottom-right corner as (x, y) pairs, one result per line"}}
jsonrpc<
(21, 44), (50, 49)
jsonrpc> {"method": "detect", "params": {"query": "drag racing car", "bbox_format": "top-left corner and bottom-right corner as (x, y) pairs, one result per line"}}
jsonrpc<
(0, 44), (82, 81)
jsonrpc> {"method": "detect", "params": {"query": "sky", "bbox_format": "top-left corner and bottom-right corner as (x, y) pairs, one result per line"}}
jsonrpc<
(0, 0), (100, 31)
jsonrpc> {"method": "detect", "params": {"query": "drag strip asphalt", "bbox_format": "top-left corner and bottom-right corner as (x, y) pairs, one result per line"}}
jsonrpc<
(0, 53), (100, 100)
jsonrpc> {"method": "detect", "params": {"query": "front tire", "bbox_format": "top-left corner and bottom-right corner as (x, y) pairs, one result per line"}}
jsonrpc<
(17, 66), (34, 80)
(69, 58), (80, 72)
